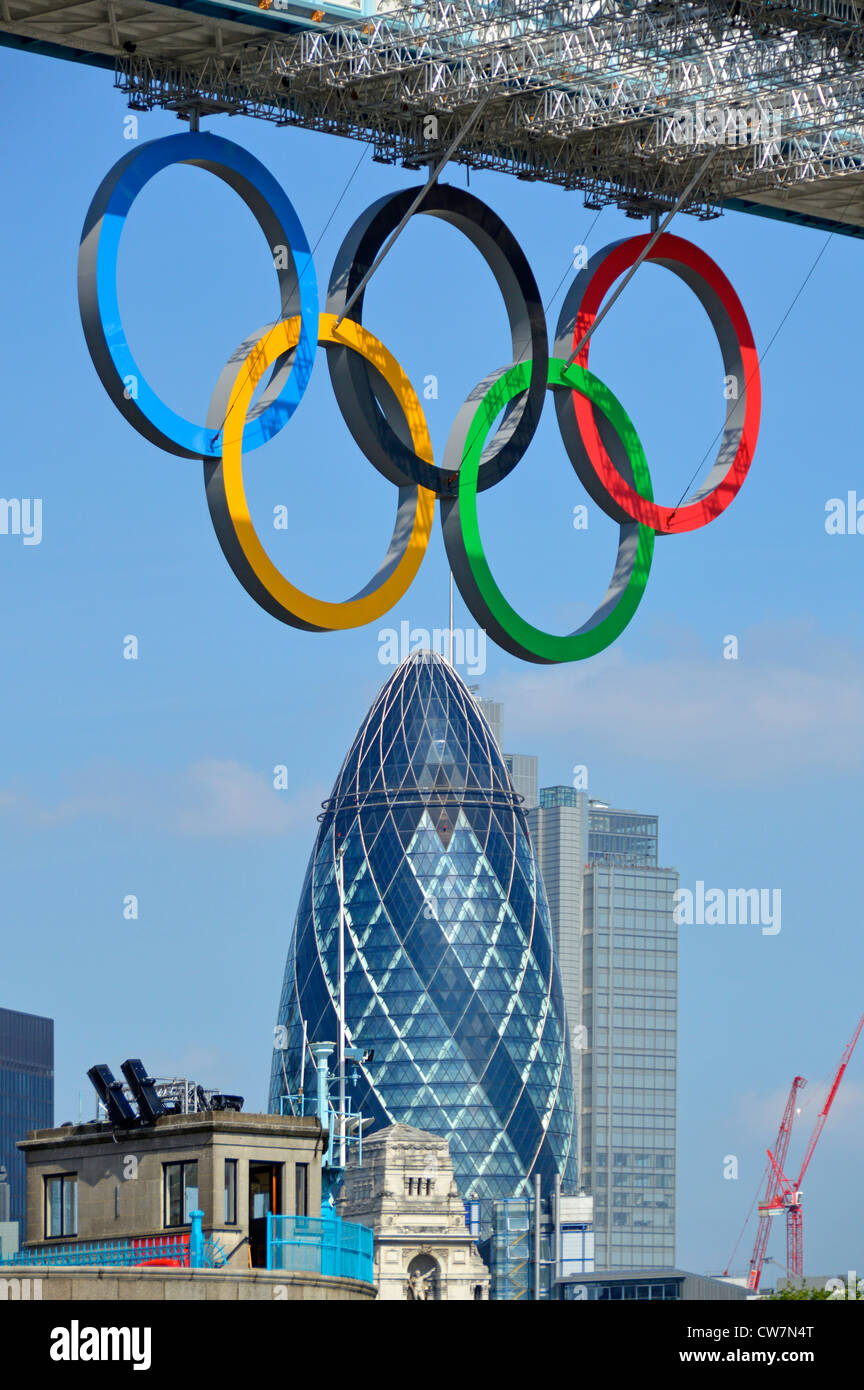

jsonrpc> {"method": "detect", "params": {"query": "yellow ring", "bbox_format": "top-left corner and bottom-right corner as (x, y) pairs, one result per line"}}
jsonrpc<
(206, 313), (436, 632)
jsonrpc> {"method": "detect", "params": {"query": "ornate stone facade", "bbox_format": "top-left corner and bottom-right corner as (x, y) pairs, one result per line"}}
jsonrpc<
(338, 1124), (489, 1301)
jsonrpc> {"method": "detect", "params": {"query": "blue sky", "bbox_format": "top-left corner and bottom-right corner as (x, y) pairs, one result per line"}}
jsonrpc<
(1, 46), (863, 1281)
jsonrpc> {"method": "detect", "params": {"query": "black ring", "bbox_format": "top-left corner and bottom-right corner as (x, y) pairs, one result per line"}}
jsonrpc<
(326, 184), (548, 498)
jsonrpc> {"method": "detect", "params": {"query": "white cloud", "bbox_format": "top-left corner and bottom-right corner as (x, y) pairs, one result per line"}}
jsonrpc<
(0, 759), (325, 839)
(491, 619), (864, 782)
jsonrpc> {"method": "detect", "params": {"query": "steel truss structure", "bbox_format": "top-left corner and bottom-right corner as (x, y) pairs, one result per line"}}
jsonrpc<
(3, 0), (864, 224)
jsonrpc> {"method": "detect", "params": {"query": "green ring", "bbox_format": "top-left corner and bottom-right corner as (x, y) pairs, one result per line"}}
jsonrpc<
(451, 357), (655, 663)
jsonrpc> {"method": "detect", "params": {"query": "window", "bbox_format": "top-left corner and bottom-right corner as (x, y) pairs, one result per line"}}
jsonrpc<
(295, 1163), (308, 1218)
(164, 1161), (199, 1227)
(45, 1175), (77, 1238)
(224, 1160), (237, 1225)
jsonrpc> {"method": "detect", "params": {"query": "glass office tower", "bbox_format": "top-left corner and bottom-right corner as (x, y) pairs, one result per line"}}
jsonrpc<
(581, 854), (678, 1269)
(0, 1007), (54, 1228)
(527, 789), (678, 1269)
(271, 653), (578, 1212)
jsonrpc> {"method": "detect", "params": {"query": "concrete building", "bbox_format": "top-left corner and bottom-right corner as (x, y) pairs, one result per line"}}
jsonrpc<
(503, 753), (538, 812)
(18, 1109), (326, 1269)
(338, 1124), (489, 1300)
(0, 1006), (53, 1230)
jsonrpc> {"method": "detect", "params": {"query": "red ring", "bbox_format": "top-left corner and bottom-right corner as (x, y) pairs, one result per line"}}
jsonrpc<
(570, 233), (761, 534)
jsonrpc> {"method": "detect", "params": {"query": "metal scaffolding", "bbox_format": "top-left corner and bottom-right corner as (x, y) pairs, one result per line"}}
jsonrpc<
(3, 0), (864, 217)
(112, 0), (864, 216)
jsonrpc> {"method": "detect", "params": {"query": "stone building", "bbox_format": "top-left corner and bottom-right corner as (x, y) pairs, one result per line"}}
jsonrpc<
(339, 1124), (489, 1300)
(3, 1109), (376, 1300)
(19, 1109), (326, 1269)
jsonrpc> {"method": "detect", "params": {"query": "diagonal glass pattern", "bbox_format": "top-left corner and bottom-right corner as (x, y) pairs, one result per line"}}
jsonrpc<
(269, 651), (577, 1207)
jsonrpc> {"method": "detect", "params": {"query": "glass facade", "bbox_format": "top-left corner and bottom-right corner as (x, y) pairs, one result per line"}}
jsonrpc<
(528, 783), (677, 1269)
(527, 793), (587, 1121)
(539, 787), (579, 810)
(0, 1007), (54, 1228)
(589, 804), (659, 869)
(582, 865), (678, 1269)
(270, 652), (578, 1213)
(482, 1195), (594, 1300)
(560, 1276), (681, 1300)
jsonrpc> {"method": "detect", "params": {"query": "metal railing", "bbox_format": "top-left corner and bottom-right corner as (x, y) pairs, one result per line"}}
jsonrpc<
(278, 1090), (366, 1170)
(2, 1214), (226, 1270)
(266, 1213), (373, 1284)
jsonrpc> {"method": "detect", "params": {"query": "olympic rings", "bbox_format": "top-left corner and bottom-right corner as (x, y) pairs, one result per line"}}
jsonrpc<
(204, 314), (435, 632)
(326, 185), (548, 498)
(77, 133), (318, 459)
(441, 358), (654, 664)
(554, 233), (761, 533)
(78, 135), (762, 663)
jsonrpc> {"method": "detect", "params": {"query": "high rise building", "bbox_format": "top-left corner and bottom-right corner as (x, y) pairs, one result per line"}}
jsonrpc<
(0, 1006), (54, 1229)
(527, 789), (587, 1122)
(503, 755), (538, 813)
(270, 653), (578, 1217)
(581, 847), (678, 1269)
(525, 784), (678, 1272)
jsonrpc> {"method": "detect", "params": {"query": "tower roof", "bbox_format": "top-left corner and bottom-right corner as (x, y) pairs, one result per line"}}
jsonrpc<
(323, 651), (517, 846)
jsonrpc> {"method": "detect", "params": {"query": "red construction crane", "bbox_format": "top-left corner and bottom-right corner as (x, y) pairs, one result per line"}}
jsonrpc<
(747, 1011), (864, 1292)
(746, 1076), (806, 1292)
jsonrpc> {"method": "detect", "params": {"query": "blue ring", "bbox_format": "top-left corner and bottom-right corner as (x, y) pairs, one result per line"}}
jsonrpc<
(78, 133), (318, 459)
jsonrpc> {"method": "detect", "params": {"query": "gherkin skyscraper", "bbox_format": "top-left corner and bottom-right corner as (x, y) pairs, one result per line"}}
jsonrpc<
(270, 651), (577, 1205)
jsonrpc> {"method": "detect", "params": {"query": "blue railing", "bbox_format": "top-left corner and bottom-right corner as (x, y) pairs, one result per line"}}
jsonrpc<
(3, 1215), (226, 1270)
(266, 1213), (373, 1284)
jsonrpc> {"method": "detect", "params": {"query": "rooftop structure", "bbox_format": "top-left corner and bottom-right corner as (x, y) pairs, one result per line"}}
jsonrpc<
(15, 1109), (327, 1270)
(4, 0), (864, 232)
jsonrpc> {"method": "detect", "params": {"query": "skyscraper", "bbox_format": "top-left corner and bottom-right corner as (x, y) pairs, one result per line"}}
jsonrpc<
(270, 652), (578, 1213)
(527, 788), (678, 1269)
(0, 1006), (54, 1229)
(581, 839), (678, 1269)
(526, 788), (587, 1120)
